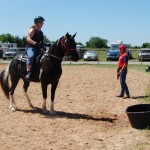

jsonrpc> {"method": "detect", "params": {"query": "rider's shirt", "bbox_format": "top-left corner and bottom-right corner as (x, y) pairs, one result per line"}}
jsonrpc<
(27, 28), (44, 48)
(118, 53), (128, 68)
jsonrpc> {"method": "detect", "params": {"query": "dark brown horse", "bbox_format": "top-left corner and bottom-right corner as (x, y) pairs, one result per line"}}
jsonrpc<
(0, 33), (79, 114)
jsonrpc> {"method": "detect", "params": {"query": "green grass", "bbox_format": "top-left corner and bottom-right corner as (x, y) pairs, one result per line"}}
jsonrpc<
(64, 63), (149, 70)
(128, 64), (148, 72)
(129, 49), (139, 62)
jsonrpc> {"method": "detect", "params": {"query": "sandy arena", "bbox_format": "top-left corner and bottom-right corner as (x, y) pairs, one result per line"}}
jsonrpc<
(0, 64), (150, 150)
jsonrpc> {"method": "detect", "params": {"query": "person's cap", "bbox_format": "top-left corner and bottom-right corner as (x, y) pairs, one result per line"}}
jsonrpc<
(118, 45), (126, 51)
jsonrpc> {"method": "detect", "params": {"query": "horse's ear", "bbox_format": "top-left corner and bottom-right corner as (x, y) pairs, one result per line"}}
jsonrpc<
(65, 32), (69, 38)
(72, 32), (77, 38)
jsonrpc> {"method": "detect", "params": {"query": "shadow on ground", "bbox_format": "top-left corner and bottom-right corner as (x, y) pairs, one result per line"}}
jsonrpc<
(17, 107), (117, 123)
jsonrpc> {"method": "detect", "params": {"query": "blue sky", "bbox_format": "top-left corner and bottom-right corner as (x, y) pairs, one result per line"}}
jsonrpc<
(0, 0), (150, 46)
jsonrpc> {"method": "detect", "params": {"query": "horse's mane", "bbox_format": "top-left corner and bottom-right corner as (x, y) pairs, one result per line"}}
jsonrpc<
(47, 36), (64, 53)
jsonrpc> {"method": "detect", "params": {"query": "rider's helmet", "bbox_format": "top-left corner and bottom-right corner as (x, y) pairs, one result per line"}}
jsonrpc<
(34, 16), (45, 24)
(118, 45), (126, 51)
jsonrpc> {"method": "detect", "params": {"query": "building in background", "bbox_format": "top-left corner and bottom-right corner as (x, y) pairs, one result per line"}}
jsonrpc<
(0, 41), (25, 59)
(0, 41), (17, 49)
(110, 41), (131, 49)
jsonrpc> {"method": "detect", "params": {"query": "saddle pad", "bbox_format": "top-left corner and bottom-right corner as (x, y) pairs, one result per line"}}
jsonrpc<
(17, 54), (27, 62)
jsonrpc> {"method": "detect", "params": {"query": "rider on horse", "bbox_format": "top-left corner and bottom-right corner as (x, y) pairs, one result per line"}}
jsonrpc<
(25, 16), (45, 81)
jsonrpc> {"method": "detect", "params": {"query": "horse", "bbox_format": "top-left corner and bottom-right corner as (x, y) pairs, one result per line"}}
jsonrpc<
(0, 32), (79, 114)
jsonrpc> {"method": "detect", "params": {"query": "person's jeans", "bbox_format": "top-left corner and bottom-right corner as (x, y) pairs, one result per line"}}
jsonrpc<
(119, 70), (130, 96)
(26, 47), (37, 65)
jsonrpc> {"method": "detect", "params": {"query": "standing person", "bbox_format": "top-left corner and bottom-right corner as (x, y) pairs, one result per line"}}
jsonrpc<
(116, 45), (130, 99)
(25, 16), (45, 80)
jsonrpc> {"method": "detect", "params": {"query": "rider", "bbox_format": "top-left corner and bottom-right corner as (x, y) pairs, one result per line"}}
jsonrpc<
(25, 16), (45, 80)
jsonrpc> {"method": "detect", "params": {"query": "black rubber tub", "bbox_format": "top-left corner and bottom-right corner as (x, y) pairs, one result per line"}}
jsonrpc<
(125, 104), (150, 129)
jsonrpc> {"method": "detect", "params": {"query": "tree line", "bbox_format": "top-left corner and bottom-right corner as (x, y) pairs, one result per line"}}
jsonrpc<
(0, 34), (50, 47)
(0, 33), (149, 49)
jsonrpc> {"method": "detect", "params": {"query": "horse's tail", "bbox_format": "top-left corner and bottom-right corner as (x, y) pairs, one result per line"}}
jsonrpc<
(0, 65), (10, 99)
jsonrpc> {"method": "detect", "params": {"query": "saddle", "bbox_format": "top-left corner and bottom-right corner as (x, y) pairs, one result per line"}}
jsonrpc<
(17, 52), (44, 81)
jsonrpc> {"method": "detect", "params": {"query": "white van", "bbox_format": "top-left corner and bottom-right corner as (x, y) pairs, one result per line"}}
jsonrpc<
(138, 48), (150, 61)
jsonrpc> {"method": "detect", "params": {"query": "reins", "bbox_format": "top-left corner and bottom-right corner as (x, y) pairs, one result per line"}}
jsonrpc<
(45, 53), (62, 60)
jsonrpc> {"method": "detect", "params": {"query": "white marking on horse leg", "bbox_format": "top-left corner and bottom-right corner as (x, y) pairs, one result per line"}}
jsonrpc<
(50, 101), (56, 115)
(4, 65), (10, 82)
(9, 94), (15, 112)
(24, 91), (33, 108)
(39, 69), (43, 81)
(42, 98), (48, 114)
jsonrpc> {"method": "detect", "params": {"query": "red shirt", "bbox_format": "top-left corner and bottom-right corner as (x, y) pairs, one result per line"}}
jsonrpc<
(118, 53), (128, 68)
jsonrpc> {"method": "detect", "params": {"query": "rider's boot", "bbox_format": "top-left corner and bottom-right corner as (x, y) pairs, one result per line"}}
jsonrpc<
(25, 64), (32, 81)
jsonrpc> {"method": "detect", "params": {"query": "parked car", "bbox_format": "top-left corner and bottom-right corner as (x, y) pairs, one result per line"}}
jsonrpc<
(107, 49), (132, 61)
(137, 48), (150, 61)
(0, 49), (3, 58)
(76, 44), (84, 58)
(3, 49), (17, 60)
(83, 50), (98, 61)
(107, 49), (120, 61)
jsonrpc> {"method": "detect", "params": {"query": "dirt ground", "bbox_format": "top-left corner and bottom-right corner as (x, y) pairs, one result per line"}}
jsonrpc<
(0, 63), (150, 150)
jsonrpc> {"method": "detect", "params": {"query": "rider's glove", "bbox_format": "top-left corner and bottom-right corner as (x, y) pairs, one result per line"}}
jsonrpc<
(35, 42), (43, 48)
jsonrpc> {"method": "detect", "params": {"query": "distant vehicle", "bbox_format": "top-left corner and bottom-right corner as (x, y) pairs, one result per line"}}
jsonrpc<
(83, 50), (98, 61)
(0, 41), (17, 49)
(137, 48), (150, 61)
(0, 49), (3, 58)
(3, 49), (17, 60)
(107, 41), (132, 61)
(107, 49), (120, 61)
(63, 55), (69, 61)
(107, 49), (132, 61)
(76, 44), (84, 49)
(2, 48), (26, 60)
(76, 44), (84, 58)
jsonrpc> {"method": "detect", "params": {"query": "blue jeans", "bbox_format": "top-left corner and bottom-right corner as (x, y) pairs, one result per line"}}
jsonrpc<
(119, 69), (130, 96)
(26, 47), (37, 65)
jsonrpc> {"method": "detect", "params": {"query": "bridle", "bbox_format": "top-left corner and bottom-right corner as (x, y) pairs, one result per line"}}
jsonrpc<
(45, 36), (76, 60)
(60, 36), (76, 51)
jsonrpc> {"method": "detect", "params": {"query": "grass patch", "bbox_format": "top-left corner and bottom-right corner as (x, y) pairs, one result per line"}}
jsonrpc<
(144, 83), (150, 102)
(128, 65), (148, 72)
(63, 63), (149, 71)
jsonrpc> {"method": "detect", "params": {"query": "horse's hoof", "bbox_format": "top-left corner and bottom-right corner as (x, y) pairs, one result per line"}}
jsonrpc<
(49, 110), (56, 116)
(10, 107), (16, 112)
(43, 109), (49, 114)
(30, 104), (34, 108)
